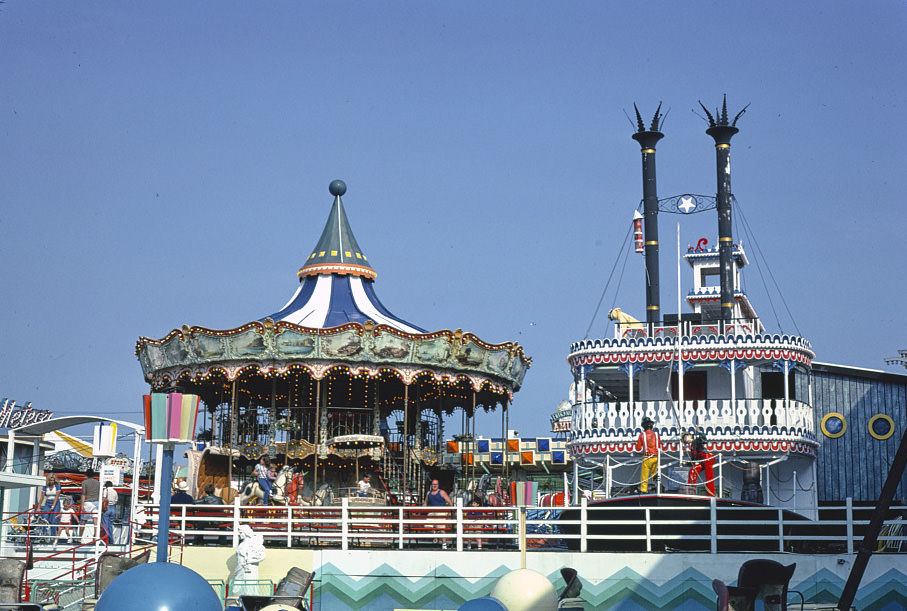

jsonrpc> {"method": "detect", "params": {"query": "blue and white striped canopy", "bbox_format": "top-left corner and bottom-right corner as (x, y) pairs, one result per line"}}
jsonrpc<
(263, 274), (425, 333)
(260, 180), (426, 334)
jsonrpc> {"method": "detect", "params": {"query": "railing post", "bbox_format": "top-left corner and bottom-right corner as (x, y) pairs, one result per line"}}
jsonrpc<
(778, 508), (784, 552)
(792, 470), (798, 513)
(645, 507), (652, 552)
(580, 497), (587, 553)
(846, 497), (854, 555)
(656, 448), (662, 492)
(455, 497), (463, 552)
(286, 506), (293, 548)
(341, 497), (349, 551)
(710, 496), (717, 554)
(397, 506), (404, 550)
(232, 498), (241, 548)
(718, 453), (723, 498)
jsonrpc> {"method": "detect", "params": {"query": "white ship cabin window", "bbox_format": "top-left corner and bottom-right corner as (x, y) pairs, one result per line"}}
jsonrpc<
(671, 371), (707, 403)
(761, 372), (797, 401)
(699, 267), (719, 289)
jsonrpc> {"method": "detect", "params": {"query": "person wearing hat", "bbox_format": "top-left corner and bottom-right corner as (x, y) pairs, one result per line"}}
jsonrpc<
(687, 429), (716, 496)
(635, 417), (661, 493)
(172, 480), (195, 505)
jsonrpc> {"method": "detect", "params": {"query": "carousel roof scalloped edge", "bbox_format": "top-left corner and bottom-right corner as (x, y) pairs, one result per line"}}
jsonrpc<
(136, 318), (532, 397)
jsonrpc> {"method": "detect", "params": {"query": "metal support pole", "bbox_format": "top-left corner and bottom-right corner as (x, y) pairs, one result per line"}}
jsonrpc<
(313, 379), (321, 494)
(156, 443), (175, 562)
(130, 431), (143, 548)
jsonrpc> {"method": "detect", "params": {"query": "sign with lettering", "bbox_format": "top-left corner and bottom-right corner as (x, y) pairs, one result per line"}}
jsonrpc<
(0, 399), (54, 430)
(552, 420), (571, 432)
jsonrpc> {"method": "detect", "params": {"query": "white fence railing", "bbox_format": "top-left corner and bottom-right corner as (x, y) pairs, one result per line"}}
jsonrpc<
(134, 498), (905, 554)
(570, 398), (815, 440)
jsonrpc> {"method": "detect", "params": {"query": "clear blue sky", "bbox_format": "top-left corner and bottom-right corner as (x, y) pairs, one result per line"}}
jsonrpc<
(2, 1), (905, 444)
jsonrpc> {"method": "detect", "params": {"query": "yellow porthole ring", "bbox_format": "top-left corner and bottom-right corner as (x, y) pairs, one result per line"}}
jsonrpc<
(820, 412), (847, 438)
(868, 414), (894, 441)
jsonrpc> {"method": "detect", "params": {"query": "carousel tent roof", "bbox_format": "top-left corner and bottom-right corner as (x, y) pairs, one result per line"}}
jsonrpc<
(260, 180), (426, 334)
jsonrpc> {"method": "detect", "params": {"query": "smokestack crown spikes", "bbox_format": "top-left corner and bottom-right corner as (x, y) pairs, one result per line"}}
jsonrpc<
(632, 102), (665, 150)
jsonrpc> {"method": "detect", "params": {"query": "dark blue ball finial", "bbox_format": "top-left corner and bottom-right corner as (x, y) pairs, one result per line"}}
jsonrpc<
(329, 180), (347, 196)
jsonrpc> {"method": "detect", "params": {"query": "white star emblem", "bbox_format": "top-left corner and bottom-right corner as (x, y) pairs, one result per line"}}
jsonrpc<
(679, 197), (696, 213)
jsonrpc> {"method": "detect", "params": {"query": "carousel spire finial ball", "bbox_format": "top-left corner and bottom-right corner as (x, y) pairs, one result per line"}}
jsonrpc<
(329, 179), (347, 197)
(95, 562), (222, 611)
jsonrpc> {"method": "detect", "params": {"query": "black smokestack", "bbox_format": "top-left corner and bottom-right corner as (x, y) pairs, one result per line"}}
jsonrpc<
(631, 103), (665, 326)
(701, 96), (748, 324)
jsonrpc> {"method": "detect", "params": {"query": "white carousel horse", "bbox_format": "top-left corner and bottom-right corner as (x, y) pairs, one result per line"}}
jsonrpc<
(239, 465), (293, 505)
(297, 484), (334, 507)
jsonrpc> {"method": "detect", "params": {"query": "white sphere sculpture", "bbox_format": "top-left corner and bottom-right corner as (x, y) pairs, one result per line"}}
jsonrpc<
(489, 568), (558, 611)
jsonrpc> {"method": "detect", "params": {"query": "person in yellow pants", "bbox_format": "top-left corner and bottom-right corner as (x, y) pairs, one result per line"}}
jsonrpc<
(635, 417), (661, 493)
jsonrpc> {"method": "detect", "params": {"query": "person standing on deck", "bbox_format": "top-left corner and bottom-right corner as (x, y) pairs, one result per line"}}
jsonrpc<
(38, 473), (61, 537)
(687, 430), (716, 496)
(635, 417), (661, 493)
(101, 482), (118, 543)
(80, 471), (100, 542)
(425, 479), (452, 548)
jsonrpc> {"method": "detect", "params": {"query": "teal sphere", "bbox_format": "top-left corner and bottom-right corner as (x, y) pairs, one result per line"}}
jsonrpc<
(95, 562), (222, 611)
(329, 179), (347, 196)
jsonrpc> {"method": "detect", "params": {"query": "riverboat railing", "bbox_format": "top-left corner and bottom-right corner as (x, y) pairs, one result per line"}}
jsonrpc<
(131, 498), (905, 554)
(569, 398), (816, 440)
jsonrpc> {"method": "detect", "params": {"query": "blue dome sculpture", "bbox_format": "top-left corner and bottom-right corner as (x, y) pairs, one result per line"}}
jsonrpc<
(95, 562), (222, 611)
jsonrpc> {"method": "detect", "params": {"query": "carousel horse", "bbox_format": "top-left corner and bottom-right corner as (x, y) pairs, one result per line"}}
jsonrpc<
(296, 483), (334, 506)
(485, 476), (508, 507)
(284, 470), (308, 506)
(239, 465), (293, 505)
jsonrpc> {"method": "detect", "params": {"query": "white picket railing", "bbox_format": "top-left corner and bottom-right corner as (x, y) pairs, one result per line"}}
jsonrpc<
(570, 398), (815, 440)
(133, 498), (905, 554)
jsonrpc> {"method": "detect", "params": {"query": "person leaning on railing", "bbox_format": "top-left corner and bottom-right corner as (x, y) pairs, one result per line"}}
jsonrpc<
(425, 479), (452, 549)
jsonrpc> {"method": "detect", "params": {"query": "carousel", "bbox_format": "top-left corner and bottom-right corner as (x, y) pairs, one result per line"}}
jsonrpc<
(135, 180), (531, 505)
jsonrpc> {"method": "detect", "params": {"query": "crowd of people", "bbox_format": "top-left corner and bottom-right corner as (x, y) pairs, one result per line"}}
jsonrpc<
(33, 470), (109, 546)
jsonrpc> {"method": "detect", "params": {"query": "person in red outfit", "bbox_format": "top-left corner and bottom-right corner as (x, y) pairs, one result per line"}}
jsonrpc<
(635, 417), (661, 493)
(687, 430), (716, 496)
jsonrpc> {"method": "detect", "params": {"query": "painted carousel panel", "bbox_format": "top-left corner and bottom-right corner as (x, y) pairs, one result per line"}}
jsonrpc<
(372, 333), (412, 361)
(162, 339), (191, 368)
(321, 330), (364, 359)
(188, 334), (227, 361)
(229, 330), (269, 357)
(486, 349), (512, 376)
(274, 329), (317, 357)
(455, 339), (485, 367)
(414, 337), (452, 364)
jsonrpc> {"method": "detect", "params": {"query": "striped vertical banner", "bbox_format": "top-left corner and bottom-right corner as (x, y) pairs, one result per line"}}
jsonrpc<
(145, 392), (200, 443)
(92, 423), (117, 457)
(509, 481), (538, 506)
(143, 395), (153, 437)
(150, 393), (168, 441)
(167, 393), (183, 440)
(179, 394), (200, 442)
